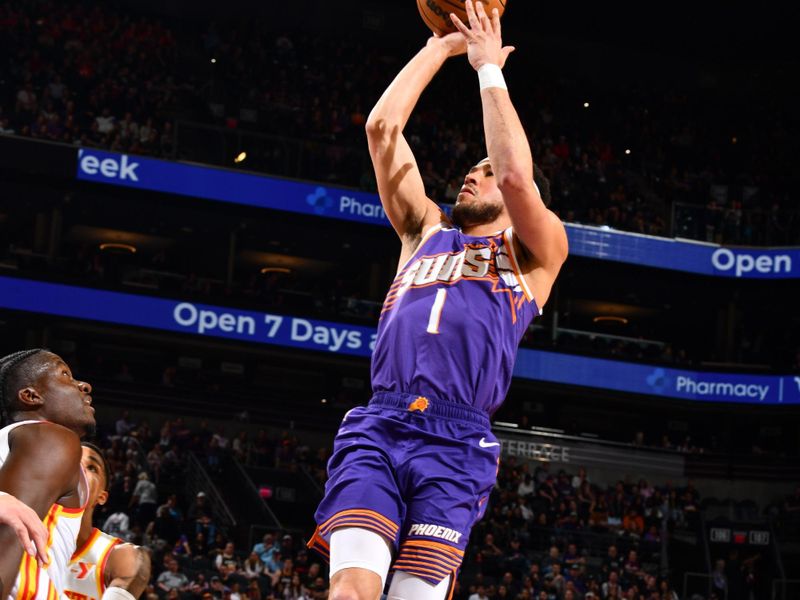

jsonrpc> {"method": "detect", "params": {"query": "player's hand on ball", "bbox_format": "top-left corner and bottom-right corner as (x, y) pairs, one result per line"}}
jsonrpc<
(450, 0), (515, 70)
(427, 31), (467, 58)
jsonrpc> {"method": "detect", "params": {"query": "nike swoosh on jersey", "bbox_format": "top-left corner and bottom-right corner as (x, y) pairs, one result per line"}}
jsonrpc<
(479, 438), (500, 448)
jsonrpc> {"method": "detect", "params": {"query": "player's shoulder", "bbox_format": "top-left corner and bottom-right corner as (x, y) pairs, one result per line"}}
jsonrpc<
(108, 541), (151, 572)
(9, 420), (81, 454)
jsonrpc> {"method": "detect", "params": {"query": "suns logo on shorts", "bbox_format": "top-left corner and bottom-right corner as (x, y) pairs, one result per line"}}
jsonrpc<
(407, 396), (429, 413)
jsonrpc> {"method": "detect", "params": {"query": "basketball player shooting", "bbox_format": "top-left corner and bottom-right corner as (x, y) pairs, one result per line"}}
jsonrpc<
(0, 350), (94, 600)
(64, 443), (151, 600)
(308, 2), (568, 599)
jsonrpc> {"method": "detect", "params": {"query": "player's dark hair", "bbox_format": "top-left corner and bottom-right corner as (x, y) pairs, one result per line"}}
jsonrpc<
(81, 441), (112, 490)
(0, 349), (48, 427)
(534, 164), (552, 207)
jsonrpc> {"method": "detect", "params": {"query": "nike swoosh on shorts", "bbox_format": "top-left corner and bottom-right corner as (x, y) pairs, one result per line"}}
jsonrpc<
(479, 438), (500, 448)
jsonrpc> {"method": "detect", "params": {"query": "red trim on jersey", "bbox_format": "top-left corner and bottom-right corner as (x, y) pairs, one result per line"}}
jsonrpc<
(97, 537), (122, 593)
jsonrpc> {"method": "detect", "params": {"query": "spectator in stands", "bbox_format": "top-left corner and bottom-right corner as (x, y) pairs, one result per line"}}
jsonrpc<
(264, 548), (284, 586)
(209, 575), (228, 600)
(622, 507), (645, 537)
(189, 531), (208, 557)
(245, 579), (261, 600)
(157, 493), (183, 533)
(467, 585), (489, 600)
(602, 570), (621, 598)
(623, 549), (641, 585)
(556, 470), (573, 497)
(282, 573), (310, 600)
(215, 542), (241, 572)
(147, 445), (164, 482)
(253, 533), (277, 565)
(505, 537), (530, 580)
(157, 558), (190, 595)
(242, 552), (265, 580)
(95, 107), (116, 136)
(643, 524), (661, 544)
(173, 533), (193, 557)
(518, 473), (535, 497)
(538, 475), (558, 506)
(562, 543), (581, 568)
(589, 494), (610, 531)
(116, 409), (137, 437)
(571, 466), (590, 490)
(15, 81), (37, 115)
(602, 545), (622, 575)
(660, 579), (679, 600)
(103, 509), (132, 541)
(232, 431), (249, 462)
(550, 563), (566, 597)
(305, 575), (328, 600)
(189, 572), (211, 597)
(711, 559), (728, 599)
(188, 491), (217, 541)
(131, 471), (158, 528)
(207, 531), (229, 559)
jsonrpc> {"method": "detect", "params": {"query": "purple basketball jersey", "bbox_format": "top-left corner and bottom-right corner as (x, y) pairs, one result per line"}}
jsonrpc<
(371, 224), (539, 415)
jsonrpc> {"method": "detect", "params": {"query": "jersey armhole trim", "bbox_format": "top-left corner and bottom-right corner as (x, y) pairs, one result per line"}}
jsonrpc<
(503, 228), (539, 313)
(397, 224), (443, 273)
(97, 537), (122, 595)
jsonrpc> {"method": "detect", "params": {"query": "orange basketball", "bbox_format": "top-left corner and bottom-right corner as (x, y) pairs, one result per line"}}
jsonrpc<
(417, 0), (506, 37)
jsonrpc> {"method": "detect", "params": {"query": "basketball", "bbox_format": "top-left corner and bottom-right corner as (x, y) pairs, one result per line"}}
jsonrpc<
(417, 0), (506, 36)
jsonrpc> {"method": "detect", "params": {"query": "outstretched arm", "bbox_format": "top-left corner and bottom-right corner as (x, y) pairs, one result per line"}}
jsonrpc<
(452, 1), (568, 274)
(365, 34), (465, 247)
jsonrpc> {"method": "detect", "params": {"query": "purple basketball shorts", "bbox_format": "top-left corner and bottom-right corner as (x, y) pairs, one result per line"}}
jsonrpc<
(308, 391), (500, 585)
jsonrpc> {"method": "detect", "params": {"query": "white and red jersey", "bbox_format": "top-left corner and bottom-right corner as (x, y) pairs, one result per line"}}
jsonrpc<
(1, 420), (89, 600)
(64, 528), (122, 600)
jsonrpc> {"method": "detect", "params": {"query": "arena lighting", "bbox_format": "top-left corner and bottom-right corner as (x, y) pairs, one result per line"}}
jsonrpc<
(593, 316), (629, 325)
(260, 267), (291, 274)
(625, 149), (631, 155)
(210, 58), (216, 64)
(99, 242), (137, 254)
(732, 136), (738, 144)
(321, 398), (328, 404)
(234, 151), (247, 163)
(583, 101), (590, 108)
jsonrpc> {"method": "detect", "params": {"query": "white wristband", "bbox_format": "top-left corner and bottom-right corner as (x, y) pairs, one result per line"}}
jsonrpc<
(102, 587), (136, 600)
(478, 63), (507, 91)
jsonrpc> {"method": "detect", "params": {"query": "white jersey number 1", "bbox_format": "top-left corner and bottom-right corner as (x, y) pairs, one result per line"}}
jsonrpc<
(426, 288), (448, 334)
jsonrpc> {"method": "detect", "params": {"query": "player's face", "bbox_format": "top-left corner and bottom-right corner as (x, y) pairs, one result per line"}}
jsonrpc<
(452, 159), (504, 228)
(81, 446), (109, 507)
(37, 353), (96, 437)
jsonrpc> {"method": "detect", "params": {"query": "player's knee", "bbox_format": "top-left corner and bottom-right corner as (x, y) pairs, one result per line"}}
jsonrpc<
(328, 585), (366, 600)
(329, 572), (381, 600)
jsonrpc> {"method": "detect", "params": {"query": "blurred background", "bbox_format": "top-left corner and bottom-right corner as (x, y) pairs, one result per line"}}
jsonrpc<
(1, 1), (799, 599)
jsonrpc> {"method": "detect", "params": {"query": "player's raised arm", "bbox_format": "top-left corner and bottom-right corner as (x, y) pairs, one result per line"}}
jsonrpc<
(452, 1), (568, 274)
(365, 34), (465, 245)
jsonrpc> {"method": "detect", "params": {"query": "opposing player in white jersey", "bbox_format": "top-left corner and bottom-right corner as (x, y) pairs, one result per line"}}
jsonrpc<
(65, 443), (150, 600)
(0, 349), (94, 600)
